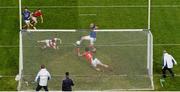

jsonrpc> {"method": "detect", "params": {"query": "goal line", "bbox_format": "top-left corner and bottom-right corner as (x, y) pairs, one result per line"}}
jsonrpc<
(2, 74), (180, 78)
(26, 29), (144, 32)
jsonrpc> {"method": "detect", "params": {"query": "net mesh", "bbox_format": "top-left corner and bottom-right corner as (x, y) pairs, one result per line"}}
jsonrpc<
(19, 30), (153, 90)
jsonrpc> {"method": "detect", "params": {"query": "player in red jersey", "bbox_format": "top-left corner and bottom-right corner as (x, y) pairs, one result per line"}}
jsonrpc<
(37, 38), (62, 49)
(31, 8), (43, 25)
(77, 47), (109, 71)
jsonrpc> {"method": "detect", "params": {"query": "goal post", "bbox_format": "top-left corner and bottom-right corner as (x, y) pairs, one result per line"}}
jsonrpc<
(147, 30), (154, 89)
(18, 31), (23, 90)
(18, 29), (154, 90)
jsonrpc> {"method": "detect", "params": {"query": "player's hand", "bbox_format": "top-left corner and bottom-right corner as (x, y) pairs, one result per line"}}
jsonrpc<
(77, 52), (82, 56)
(162, 66), (164, 69)
(77, 53), (80, 56)
(95, 26), (98, 29)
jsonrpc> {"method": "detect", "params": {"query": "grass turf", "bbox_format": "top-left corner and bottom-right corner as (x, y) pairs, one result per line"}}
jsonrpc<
(0, 0), (180, 91)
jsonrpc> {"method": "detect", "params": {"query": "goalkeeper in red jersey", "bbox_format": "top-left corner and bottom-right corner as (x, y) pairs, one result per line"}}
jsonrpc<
(77, 47), (109, 71)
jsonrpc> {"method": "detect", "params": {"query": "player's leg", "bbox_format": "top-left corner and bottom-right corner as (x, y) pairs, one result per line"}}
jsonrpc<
(36, 84), (42, 91)
(37, 40), (46, 43)
(24, 20), (30, 29)
(89, 38), (96, 52)
(94, 58), (109, 68)
(37, 40), (49, 49)
(31, 16), (38, 25)
(43, 86), (49, 91)
(22, 24), (27, 29)
(24, 20), (36, 30)
(79, 35), (91, 44)
(167, 68), (175, 78)
(52, 43), (58, 49)
(29, 23), (36, 30)
(91, 58), (101, 71)
(162, 67), (167, 78)
(95, 67), (101, 71)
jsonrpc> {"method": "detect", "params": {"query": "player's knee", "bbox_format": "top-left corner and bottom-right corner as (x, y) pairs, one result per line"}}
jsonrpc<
(34, 20), (38, 24)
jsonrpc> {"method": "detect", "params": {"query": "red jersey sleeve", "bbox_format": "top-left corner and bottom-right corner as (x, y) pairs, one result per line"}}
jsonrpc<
(33, 10), (42, 17)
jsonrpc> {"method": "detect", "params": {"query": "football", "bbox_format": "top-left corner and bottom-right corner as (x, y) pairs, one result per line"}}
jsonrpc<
(76, 41), (80, 45)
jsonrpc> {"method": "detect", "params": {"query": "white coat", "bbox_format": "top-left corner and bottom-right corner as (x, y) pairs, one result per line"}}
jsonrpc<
(163, 53), (177, 69)
(35, 68), (51, 86)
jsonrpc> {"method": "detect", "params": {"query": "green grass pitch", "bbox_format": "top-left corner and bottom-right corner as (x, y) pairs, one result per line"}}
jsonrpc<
(0, 0), (180, 91)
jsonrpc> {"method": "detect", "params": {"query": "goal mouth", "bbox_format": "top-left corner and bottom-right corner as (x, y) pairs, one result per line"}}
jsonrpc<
(18, 29), (153, 91)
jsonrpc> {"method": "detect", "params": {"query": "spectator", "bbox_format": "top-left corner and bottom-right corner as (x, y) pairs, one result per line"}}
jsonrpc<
(62, 72), (74, 91)
(162, 50), (177, 78)
(35, 64), (51, 91)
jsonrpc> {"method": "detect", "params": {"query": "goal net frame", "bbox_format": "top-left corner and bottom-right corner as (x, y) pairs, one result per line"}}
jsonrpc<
(18, 29), (154, 91)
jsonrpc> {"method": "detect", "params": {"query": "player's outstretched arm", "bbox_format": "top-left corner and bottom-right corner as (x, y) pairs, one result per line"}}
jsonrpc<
(56, 38), (62, 44)
(76, 48), (83, 56)
(40, 15), (43, 23)
(37, 40), (46, 43)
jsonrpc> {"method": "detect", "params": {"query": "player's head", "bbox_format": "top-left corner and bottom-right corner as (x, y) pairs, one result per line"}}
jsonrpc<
(90, 23), (98, 31)
(85, 47), (90, 52)
(24, 7), (28, 11)
(37, 8), (41, 12)
(163, 50), (167, 53)
(41, 64), (45, 69)
(65, 72), (69, 78)
(90, 23), (95, 29)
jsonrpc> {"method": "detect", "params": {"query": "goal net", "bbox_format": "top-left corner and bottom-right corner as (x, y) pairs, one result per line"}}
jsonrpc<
(18, 29), (153, 91)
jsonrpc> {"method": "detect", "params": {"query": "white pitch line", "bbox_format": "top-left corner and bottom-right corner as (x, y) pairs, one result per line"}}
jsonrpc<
(94, 44), (147, 47)
(0, 45), (19, 47)
(0, 75), (16, 78)
(105, 88), (154, 91)
(22, 74), (128, 77)
(154, 44), (180, 46)
(25, 29), (144, 32)
(79, 14), (97, 16)
(95, 29), (143, 32)
(26, 29), (76, 32)
(1, 44), (180, 48)
(15, 74), (180, 77)
(2, 5), (180, 9)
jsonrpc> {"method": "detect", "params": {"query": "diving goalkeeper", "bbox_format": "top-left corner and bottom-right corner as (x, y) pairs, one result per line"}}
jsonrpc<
(37, 38), (61, 49)
(77, 47), (109, 71)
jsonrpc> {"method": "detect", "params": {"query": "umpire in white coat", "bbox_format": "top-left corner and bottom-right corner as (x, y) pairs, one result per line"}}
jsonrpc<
(35, 64), (51, 91)
(162, 50), (177, 78)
